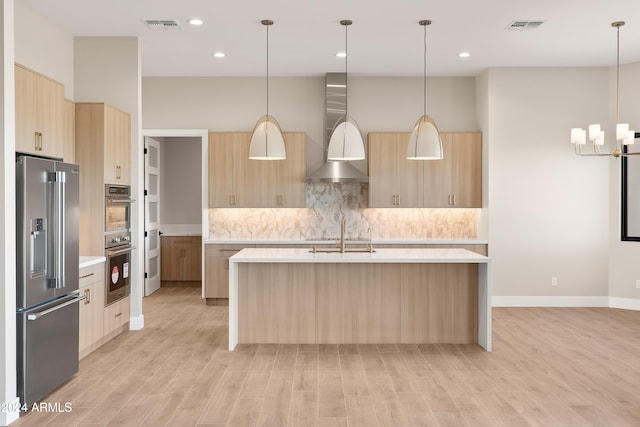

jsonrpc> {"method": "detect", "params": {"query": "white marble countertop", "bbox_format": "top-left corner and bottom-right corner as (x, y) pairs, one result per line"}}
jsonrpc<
(79, 256), (106, 269)
(230, 247), (489, 264)
(205, 238), (488, 245)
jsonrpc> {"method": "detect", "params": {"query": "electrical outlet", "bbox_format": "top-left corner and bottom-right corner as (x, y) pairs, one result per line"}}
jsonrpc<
(636, 280), (640, 289)
(551, 277), (558, 287)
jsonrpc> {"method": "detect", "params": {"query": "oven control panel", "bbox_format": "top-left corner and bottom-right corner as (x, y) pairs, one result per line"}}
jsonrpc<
(105, 231), (132, 249)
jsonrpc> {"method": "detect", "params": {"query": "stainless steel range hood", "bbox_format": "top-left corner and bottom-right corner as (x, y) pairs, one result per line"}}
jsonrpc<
(306, 73), (369, 183)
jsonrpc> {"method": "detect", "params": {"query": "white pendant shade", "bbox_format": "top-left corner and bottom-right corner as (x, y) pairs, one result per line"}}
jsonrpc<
(406, 115), (443, 160)
(327, 116), (366, 161)
(249, 115), (286, 160)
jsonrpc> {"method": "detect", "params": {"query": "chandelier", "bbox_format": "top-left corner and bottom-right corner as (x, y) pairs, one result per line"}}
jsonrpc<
(570, 21), (638, 157)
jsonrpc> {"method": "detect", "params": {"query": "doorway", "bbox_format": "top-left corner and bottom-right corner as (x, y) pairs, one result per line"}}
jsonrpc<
(142, 130), (208, 297)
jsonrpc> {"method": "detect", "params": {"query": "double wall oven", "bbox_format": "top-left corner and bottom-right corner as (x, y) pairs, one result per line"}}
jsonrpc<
(105, 184), (134, 305)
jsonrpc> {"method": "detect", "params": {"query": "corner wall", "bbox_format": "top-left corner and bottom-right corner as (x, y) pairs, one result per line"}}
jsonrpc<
(75, 37), (144, 328)
(486, 67), (610, 298)
(14, 0), (74, 99)
(1, 0), (18, 423)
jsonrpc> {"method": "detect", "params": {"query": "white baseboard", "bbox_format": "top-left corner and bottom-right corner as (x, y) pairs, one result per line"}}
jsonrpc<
(492, 296), (610, 307)
(609, 297), (640, 311)
(129, 314), (144, 330)
(0, 397), (21, 425)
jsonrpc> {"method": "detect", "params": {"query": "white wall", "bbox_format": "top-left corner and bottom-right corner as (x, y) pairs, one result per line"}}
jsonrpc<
(14, 0), (74, 99)
(141, 76), (477, 174)
(75, 37), (144, 328)
(1, 0), (18, 423)
(161, 137), (202, 225)
(609, 62), (640, 301)
(487, 67), (610, 297)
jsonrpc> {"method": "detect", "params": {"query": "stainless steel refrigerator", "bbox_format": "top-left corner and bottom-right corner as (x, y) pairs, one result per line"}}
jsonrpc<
(16, 155), (81, 406)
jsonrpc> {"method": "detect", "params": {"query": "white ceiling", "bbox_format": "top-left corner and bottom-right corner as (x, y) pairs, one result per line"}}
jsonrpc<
(24, 0), (640, 77)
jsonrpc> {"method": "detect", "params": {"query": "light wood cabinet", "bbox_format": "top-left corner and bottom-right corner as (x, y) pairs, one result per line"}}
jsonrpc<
(368, 132), (423, 207)
(208, 133), (253, 207)
(103, 296), (130, 336)
(251, 132), (307, 207)
(62, 99), (75, 163)
(15, 64), (64, 158)
(423, 132), (482, 208)
(400, 263), (478, 343)
(205, 244), (251, 300)
(237, 262), (478, 345)
(368, 131), (482, 208)
(78, 263), (105, 359)
(76, 103), (132, 255)
(160, 236), (202, 284)
(208, 132), (306, 208)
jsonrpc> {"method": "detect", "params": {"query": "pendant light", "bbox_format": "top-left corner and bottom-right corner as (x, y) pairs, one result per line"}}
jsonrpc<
(327, 19), (366, 161)
(249, 19), (286, 160)
(570, 21), (638, 157)
(407, 20), (443, 160)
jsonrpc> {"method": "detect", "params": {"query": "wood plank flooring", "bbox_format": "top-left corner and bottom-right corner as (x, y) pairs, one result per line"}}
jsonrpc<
(13, 287), (640, 426)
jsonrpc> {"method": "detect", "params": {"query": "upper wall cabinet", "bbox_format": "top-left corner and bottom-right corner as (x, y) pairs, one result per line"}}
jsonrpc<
(368, 133), (424, 208)
(208, 132), (306, 208)
(75, 103), (132, 254)
(368, 131), (482, 208)
(15, 64), (65, 159)
(75, 103), (131, 185)
(424, 132), (482, 208)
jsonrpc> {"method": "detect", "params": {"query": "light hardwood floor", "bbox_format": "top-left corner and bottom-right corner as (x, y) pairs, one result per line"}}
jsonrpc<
(13, 287), (640, 426)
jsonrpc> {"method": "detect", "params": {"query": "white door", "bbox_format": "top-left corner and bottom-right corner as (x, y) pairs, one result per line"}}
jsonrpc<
(144, 137), (162, 296)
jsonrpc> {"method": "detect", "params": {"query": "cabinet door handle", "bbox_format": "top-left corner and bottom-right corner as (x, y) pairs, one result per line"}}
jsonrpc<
(451, 194), (455, 206)
(233, 195), (237, 206)
(397, 194), (400, 206)
(114, 312), (123, 318)
(79, 272), (95, 279)
(34, 132), (42, 151)
(84, 288), (91, 304)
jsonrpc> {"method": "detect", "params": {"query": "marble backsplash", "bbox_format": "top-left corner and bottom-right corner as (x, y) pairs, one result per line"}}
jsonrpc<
(208, 183), (477, 240)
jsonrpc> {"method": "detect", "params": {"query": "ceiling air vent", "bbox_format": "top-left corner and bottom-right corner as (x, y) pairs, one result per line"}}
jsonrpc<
(506, 20), (545, 31)
(143, 20), (183, 30)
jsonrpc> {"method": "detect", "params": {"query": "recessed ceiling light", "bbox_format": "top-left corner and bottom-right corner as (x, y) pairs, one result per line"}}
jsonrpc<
(212, 52), (225, 58)
(336, 52), (347, 58)
(458, 52), (471, 58)
(187, 18), (204, 26)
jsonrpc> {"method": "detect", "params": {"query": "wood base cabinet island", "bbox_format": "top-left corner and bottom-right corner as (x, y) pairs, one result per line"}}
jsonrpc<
(228, 248), (491, 351)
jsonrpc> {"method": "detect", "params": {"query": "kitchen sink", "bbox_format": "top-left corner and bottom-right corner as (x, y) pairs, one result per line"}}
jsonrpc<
(309, 246), (375, 254)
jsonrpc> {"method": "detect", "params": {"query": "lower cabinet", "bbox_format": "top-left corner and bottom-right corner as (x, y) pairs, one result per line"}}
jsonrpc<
(79, 263), (104, 358)
(205, 245), (249, 301)
(104, 296), (131, 336)
(161, 236), (202, 286)
(78, 261), (130, 359)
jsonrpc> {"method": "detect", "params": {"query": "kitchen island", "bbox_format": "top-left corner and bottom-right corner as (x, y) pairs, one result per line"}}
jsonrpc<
(229, 248), (490, 351)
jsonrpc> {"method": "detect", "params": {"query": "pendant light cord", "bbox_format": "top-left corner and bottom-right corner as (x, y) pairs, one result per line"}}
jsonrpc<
(345, 21), (348, 118)
(423, 22), (427, 117)
(266, 22), (270, 118)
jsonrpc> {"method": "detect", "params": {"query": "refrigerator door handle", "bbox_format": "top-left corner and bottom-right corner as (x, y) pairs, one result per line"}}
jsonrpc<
(47, 171), (66, 289)
(26, 294), (85, 321)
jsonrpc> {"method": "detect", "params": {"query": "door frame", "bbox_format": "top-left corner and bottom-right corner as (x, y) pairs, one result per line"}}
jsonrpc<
(141, 129), (209, 298)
